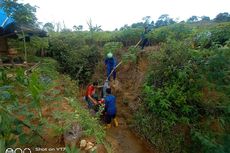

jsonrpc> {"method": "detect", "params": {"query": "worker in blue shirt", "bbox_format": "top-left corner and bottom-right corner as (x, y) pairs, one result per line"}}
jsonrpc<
(104, 88), (118, 128)
(104, 52), (117, 81)
(140, 26), (149, 49)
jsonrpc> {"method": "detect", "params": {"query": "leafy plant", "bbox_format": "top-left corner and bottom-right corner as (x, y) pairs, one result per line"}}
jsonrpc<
(122, 45), (139, 63)
(65, 145), (79, 153)
(0, 69), (50, 149)
(103, 42), (123, 55)
(134, 40), (230, 153)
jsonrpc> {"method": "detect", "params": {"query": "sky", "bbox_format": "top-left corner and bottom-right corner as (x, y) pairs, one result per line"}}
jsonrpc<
(18, 0), (230, 31)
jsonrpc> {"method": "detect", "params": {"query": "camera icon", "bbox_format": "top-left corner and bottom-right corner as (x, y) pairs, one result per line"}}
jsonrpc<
(5, 148), (31, 153)
(5, 148), (14, 153)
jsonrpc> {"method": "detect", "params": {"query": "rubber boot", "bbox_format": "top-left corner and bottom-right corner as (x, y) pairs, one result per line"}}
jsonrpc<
(113, 118), (118, 127)
(106, 124), (111, 129)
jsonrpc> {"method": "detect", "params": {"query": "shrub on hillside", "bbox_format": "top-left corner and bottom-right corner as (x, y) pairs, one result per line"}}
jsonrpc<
(103, 42), (123, 56)
(148, 23), (192, 45)
(134, 40), (230, 153)
(48, 33), (99, 84)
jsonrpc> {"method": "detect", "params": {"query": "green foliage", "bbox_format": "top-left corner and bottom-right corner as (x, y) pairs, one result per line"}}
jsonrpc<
(65, 145), (79, 153)
(193, 31), (212, 48)
(191, 130), (230, 153)
(155, 14), (176, 28)
(209, 23), (230, 46)
(103, 42), (123, 55)
(68, 98), (105, 143)
(0, 65), (54, 149)
(27, 71), (50, 119)
(192, 22), (230, 48)
(134, 40), (230, 153)
(149, 23), (192, 45)
(116, 28), (143, 46)
(48, 32), (100, 84)
(50, 98), (105, 144)
(1, 0), (37, 26)
(122, 46), (139, 63)
(214, 12), (230, 22)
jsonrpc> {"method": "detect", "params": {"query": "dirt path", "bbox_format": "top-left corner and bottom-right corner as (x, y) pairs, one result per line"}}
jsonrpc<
(104, 73), (155, 152)
(92, 46), (159, 153)
(105, 93), (155, 153)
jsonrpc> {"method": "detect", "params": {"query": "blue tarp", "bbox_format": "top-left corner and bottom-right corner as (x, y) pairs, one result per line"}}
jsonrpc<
(0, 0), (16, 36)
(0, 8), (14, 29)
(0, 0), (47, 38)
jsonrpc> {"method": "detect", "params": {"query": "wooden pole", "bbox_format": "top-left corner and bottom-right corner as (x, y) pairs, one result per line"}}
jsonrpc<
(22, 30), (27, 63)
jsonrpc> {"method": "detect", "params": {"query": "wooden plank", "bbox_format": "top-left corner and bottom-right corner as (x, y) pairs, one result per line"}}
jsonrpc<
(0, 38), (8, 52)
(0, 63), (37, 67)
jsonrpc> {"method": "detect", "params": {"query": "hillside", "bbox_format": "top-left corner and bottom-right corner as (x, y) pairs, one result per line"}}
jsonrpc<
(1, 5), (230, 152)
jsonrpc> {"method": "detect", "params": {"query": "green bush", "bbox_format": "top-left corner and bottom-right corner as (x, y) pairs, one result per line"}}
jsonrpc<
(149, 23), (192, 45)
(122, 45), (139, 63)
(48, 33), (100, 84)
(103, 42), (123, 55)
(0, 67), (54, 150)
(134, 40), (230, 153)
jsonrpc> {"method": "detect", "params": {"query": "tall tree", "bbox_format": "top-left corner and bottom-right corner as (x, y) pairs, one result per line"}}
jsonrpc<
(73, 25), (83, 31)
(187, 15), (199, 23)
(1, 0), (37, 27)
(200, 16), (210, 22)
(214, 12), (230, 22)
(155, 14), (175, 28)
(142, 16), (154, 30)
(43, 22), (55, 32)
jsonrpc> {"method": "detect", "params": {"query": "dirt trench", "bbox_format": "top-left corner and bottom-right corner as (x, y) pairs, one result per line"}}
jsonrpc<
(105, 84), (155, 153)
(92, 47), (158, 153)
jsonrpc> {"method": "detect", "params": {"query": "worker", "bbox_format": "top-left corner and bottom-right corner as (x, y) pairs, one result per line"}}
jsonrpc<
(104, 88), (118, 128)
(85, 81), (99, 110)
(140, 26), (149, 49)
(104, 52), (117, 81)
(102, 79), (110, 98)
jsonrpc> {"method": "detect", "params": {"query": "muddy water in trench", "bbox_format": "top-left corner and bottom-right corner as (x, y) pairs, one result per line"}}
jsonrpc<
(105, 118), (155, 153)
(105, 81), (156, 153)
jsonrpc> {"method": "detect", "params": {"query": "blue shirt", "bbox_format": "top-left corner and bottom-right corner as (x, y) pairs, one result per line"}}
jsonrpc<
(105, 94), (116, 115)
(105, 57), (117, 68)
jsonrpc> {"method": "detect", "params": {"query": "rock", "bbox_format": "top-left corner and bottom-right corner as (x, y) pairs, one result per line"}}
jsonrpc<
(84, 137), (96, 144)
(90, 146), (97, 152)
(85, 142), (94, 150)
(80, 139), (87, 148)
(64, 122), (83, 147)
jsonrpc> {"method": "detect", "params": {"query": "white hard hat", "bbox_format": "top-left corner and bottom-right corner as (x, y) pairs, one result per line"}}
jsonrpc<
(107, 52), (113, 58)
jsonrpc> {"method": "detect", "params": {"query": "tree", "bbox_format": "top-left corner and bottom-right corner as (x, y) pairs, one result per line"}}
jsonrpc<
(87, 19), (102, 32)
(155, 14), (175, 28)
(142, 16), (151, 26)
(187, 16), (199, 23)
(73, 25), (83, 31)
(1, 0), (37, 27)
(131, 22), (144, 28)
(43, 22), (55, 32)
(142, 16), (154, 30)
(214, 12), (230, 22)
(120, 24), (130, 30)
(200, 16), (210, 22)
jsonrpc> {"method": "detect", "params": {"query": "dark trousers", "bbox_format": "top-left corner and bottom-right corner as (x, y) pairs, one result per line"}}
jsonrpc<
(107, 66), (116, 81)
(105, 113), (116, 124)
(141, 39), (148, 49)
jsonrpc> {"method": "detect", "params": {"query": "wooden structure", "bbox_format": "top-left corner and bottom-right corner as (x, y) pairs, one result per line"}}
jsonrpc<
(0, 37), (18, 65)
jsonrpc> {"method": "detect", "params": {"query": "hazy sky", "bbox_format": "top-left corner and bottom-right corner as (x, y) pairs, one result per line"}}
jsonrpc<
(19, 0), (230, 31)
